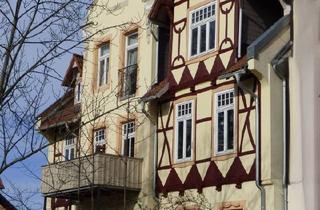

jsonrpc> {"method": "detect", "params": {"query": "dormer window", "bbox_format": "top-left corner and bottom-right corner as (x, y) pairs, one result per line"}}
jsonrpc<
(189, 2), (216, 57)
(98, 43), (110, 86)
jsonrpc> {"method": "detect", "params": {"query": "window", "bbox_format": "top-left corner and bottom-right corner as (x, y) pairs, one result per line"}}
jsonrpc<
(215, 89), (235, 154)
(94, 128), (106, 152)
(175, 101), (193, 161)
(74, 82), (81, 104)
(98, 43), (110, 86)
(122, 121), (135, 157)
(189, 2), (216, 57)
(65, 135), (75, 160)
(122, 33), (138, 97)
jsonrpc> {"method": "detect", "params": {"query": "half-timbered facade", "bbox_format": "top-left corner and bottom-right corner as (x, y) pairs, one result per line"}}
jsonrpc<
(143, 0), (286, 209)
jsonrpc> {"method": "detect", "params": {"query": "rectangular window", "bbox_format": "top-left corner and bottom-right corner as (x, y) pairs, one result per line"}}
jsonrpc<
(74, 82), (82, 104)
(122, 121), (135, 157)
(65, 135), (75, 161)
(98, 43), (110, 86)
(189, 2), (216, 57)
(175, 101), (193, 161)
(122, 33), (138, 97)
(94, 128), (106, 152)
(215, 90), (235, 154)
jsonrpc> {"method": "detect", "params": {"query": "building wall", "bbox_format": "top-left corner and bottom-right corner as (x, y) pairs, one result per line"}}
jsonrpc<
(80, 0), (157, 209)
(44, 0), (158, 209)
(289, 1), (320, 210)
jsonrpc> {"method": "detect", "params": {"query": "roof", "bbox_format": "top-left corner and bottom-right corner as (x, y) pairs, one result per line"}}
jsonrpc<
(247, 15), (290, 59)
(0, 180), (17, 210)
(218, 56), (248, 79)
(38, 90), (80, 130)
(141, 80), (169, 102)
(0, 178), (4, 190)
(148, 0), (173, 24)
(61, 54), (83, 87)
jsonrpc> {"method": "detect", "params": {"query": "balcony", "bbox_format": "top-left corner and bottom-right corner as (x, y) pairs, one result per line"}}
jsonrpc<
(41, 153), (143, 197)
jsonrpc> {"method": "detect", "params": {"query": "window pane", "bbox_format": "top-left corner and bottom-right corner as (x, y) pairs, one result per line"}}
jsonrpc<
(191, 28), (198, 56)
(127, 48), (137, 66)
(178, 121), (184, 159)
(200, 24), (207, 53)
(128, 33), (138, 46)
(105, 58), (109, 84)
(217, 112), (224, 152)
(100, 44), (109, 56)
(70, 148), (75, 160)
(227, 109), (234, 150)
(209, 20), (216, 49)
(65, 149), (69, 161)
(130, 137), (135, 157)
(124, 139), (129, 156)
(99, 59), (105, 86)
(186, 119), (192, 158)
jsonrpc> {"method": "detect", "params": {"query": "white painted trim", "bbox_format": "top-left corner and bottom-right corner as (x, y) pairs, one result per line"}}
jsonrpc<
(214, 89), (236, 156)
(188, 1), (217, 58)
(175, 100), (194, 162)
(98, 43), (110, 86)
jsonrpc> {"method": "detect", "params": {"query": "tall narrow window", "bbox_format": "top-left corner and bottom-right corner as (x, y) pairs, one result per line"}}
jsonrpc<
(122, 121), (135, 157)
(175, 101), (193, 161)
(123, 33), (138, 97)
(215, 90), (235, 154)
(65, 135), (76, 161)
(98, 43), (110, 86)
(94, 128), (106, 152)
(189, 3), (216, 57)
(74, 82), (81, 104)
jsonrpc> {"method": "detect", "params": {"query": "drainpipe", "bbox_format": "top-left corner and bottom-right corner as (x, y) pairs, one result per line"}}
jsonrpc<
(271, 41), (292, 210)
(234, 72), (266, 210)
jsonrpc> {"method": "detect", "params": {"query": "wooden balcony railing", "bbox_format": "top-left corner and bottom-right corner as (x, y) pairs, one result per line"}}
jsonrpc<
(41, 153), (143, 196)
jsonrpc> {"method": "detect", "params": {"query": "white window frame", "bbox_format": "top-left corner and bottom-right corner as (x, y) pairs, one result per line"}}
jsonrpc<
(74, 81), (82, 104)
(65, 135), (76, 161)
(188, 2), (217, 58)
(122, 121), (135, 157)
(175, 100), (194, 162)
(214, 89), (236, 155)
(94, 128), (106, 152)
(123, 32), (138, 97)
(98, 43), (110, 87)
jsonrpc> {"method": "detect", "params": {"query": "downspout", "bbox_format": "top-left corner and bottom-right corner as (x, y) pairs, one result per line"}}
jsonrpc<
(271, 41), (292, 210)
(234, 72), (266, 210)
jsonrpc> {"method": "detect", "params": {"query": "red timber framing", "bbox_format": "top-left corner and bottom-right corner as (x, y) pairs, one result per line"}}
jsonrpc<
(156, 76), (261, 195)
(163, 0), (241, 94)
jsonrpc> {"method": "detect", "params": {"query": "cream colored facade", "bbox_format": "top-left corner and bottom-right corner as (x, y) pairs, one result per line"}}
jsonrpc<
(146, 0), (287, 210)
(38, 1), (320, 210)
(40, 0), (159, 209)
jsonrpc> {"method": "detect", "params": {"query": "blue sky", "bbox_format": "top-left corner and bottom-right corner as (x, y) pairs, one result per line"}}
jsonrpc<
(2, 54), (72, 209)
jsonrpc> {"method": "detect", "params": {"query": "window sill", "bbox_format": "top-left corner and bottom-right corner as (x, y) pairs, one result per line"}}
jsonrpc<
(186, 49), (219, 66)
(172, 159), (194, 168)
(96, 83), (111, 92)
(119, 94), (136, 101)
(211, 152), (236, 161)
